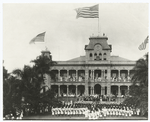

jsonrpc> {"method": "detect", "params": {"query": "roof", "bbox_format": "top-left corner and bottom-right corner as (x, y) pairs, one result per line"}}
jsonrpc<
(67, 55), (133, 62)
(110, 56), (132, 62)
(67, 56), (86, 62)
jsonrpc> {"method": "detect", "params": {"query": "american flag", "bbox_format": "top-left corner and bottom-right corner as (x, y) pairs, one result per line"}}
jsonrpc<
(138, 36), (149, 50)
(75, 4), (99, 19)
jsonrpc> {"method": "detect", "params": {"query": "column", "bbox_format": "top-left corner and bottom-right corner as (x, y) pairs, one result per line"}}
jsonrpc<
(101, 70), (103, 79)
(67, 70), (69, 78)
(85, 68), (89, 96)
(118, 86), (121, 97)
(127, 85), (129, 91)
(58, 85), (60, 97)
(107, 68), (111, 79)
(91, 87), (93, 95)
(67, 86), (69, 97)
(128, 70), (130, 76)
(127, 70), (130, 82)
(93, 70), (95, 80)
(76, 70), (78, 81)
(118, 70), (120, 82)
(58, 70), (60, 80)
(76, 85), (78, 96)
(91, 70), (93, 80)
(107, 67), (111, 97)
(103, 70), (105, 79)
(118, 70), (120, 79)
(93, 87), (95, 95)
(101, 87), (105, 95)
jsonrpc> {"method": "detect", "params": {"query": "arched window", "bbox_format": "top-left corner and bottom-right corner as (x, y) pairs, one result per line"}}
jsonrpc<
(94, 53), (97, 56)
(103, 53), (107, 60)
(99, 53), (102, 56)
(104, 53), (106, 55)
(89, 53), (92, 57)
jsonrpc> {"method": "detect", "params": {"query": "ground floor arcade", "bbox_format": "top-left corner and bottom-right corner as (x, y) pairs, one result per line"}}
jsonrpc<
(51, 84), (133, 97)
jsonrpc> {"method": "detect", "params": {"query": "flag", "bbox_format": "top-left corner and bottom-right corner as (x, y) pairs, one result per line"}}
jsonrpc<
(75, 4), (99, 19)
(29, 32), (46, 44)
(138, 36), (149, 50)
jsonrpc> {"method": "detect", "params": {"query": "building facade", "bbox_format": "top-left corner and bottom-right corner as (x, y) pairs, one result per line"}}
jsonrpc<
(43, 35), (136, 98)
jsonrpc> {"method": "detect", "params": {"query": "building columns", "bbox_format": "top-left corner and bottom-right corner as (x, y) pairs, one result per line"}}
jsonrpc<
(118, 86), (121, 97)
(76, 85), (78, 96)
(101, 87), (105, 95)
(128, 85), (129, 91)
(58, 70), (60, 80)
(67, 70), (69, 78)
(67, 86), (69, 96)
(76, 70), (78, 81)
(85, 68), (89, 96)
(118, 70), (120, 79)
(91, 87), (93, 95)
(101, 70), (103, 78)
(93, 70), (95, 80)
(58, 85), (60, 96)
(107, 67), (111, 97)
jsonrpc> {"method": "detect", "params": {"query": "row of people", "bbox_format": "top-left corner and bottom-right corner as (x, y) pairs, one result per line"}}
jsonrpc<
(59, 76), (85, 82)
(52, 107), (87, 116)
(111, 76), (131, 82)
(51, 103), (141, 119)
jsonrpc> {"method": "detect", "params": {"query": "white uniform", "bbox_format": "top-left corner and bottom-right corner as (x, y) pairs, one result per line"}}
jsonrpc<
(136, 109), (140, 116)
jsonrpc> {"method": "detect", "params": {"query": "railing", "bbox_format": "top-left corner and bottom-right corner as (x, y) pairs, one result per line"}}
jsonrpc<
(88, 78), (108, 82)
(111, 77), (131, 82)
(51, 78), (85, 83)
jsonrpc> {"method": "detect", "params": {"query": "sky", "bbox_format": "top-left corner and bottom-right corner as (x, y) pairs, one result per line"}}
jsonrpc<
(2, 2), (149, 73)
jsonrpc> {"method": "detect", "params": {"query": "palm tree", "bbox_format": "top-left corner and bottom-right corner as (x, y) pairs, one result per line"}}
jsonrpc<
(123, 53), (148, 116)
(132, 53), (148, 86)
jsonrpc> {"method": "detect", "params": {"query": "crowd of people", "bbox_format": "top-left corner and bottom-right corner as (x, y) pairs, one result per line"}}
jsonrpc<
(111, 76), (132, 82)
(51, 102), (141, 119)
(59, 73), (85, 82)
(53, 72), (133, 82)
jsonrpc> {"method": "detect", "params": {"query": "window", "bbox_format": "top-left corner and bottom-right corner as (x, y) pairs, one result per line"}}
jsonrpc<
(94, 53), (97, 56)
(90, 53), (92, 57)
(104, 58), (107, 60)
(99, 53), (102, 55)
(104, 53), (106, 55)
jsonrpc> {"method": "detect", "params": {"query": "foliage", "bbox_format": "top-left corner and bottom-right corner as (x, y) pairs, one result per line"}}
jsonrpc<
(123, 53), (148, 116)
(132, 53), (148, 86)
(3, 53), (57, 117)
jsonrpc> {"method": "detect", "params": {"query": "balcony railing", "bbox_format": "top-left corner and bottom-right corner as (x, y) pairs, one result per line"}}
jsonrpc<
(88, 78), (108, 82)
(111, 77), (131, 82)
(51, 77), (85, 83)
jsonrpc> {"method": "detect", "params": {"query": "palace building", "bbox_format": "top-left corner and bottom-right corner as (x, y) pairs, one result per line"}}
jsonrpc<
(42, 35), (136, 99)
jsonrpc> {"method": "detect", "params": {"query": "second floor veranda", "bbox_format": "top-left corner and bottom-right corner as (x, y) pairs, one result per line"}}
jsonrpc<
(49, 69), (135, 83)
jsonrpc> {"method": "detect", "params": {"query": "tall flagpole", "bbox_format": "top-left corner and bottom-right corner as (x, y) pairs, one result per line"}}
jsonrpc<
(98, 4), (100, 36)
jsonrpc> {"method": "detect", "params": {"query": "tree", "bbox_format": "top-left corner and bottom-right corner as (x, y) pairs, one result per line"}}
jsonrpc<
(4, 53), (57, 116)
(123, 53), (148, 116)
(132, 53), (148, 86)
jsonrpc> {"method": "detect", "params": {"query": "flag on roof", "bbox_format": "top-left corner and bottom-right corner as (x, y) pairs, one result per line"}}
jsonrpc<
(75, 4), (99, 19)
(138, 36), (149, 50)
(29, 32), (46, 44)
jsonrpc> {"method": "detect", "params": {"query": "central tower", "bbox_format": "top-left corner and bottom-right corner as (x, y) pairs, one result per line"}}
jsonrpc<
(85, 36), (112, 62)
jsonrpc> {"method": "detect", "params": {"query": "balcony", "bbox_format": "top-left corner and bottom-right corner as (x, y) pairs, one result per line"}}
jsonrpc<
(111, 77), (131, 82)
(51, 76), (85, 83)
(88, 77), (108, 82)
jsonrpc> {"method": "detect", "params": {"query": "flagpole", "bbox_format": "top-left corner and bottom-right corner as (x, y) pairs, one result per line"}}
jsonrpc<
(98, 4), (100, 36)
